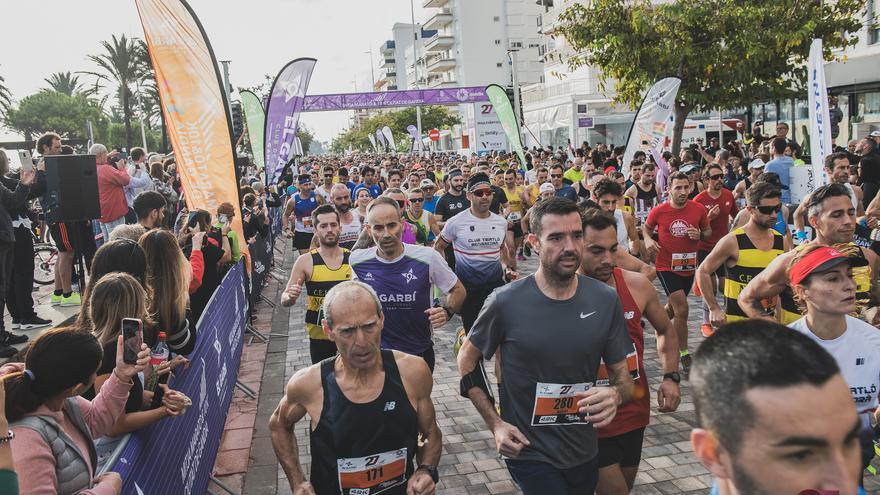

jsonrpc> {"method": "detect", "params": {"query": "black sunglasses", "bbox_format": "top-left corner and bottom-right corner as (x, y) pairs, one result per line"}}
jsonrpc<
(409, 198), (424, 203)
(708, 174), (724, 181)
(550, 174), (563, 178)
(755, 204), (782, 214)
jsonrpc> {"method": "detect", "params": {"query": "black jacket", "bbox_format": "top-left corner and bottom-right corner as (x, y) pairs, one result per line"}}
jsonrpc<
(0, 181), (32, 243)
(0, 170), (47, 224)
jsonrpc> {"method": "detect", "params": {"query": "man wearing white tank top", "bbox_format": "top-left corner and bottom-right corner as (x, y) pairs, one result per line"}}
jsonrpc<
(593, 179), (638, 254)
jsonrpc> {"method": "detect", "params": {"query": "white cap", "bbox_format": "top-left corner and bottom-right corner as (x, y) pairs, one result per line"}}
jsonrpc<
(870, 131), (880, 138)
(539, 182), (555, 194)
(420, 178), (436, 188)
(748, 159), (766, 169)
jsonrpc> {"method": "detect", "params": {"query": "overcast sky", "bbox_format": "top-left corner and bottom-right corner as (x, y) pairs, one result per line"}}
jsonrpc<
(0, 0), (431, 143)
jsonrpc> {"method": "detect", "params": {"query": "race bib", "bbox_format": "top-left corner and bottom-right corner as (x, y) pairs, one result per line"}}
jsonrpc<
(508, 212), (522, 221)
(337, 448), (407, 495)
(531, 382), (591, 426)
(596, 343), (640, 386)
(671, 252), (697, 271)
(303, 216), (313, 229)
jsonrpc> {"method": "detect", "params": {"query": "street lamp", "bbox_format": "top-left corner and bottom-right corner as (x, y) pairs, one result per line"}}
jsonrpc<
(410, 0), (423, 154)
(363, 49), (376, 90)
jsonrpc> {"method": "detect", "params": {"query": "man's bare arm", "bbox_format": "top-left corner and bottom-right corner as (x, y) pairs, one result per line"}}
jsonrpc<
(737, 251), (793, 318)
(607, 359), (635, 406)
(281, 254), (311, 307)
(269, 370), (315, 492)
(615, 249), (656, 281)
(445, 279), (466, 314)
(638, 277), (679, 374)
(457, 340), (501, 430)
(400, 354), (442, 467)
(696, 235), (735, 312)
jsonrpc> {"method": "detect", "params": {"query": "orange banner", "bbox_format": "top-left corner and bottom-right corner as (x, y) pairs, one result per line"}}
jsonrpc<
(135, 0), (246, 259)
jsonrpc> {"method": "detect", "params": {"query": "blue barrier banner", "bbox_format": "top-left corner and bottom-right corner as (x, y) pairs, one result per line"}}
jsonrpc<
(112, 261), (248, 495)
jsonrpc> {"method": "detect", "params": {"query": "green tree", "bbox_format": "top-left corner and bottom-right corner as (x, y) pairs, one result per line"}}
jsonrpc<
(5, 90), (108, 141)
(298, 125), (315, 156)
(44, 72), (94, 98)
(557, 0), (864, 155)
(83, 34), (148, 149)
(330, 106), (459, 153)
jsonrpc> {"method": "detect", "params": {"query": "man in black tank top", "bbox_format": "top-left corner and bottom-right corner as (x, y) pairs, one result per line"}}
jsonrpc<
(269, 281), (442, 495)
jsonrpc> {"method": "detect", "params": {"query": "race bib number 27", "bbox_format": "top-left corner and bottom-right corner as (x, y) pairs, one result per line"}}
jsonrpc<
(337, 448), (407, 495)
(531, 382), (591, 426)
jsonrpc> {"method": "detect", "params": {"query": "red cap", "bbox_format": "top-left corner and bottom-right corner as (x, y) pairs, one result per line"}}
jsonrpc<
(412, 163), (423, 169)
(604, 166), (616, 175)
(789, 246), (867, 286)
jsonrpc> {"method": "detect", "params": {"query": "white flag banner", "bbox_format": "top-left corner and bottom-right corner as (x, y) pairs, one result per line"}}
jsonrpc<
(382, 126), (396, 151)
(368, 133), (378, 152)
(622, 77), (681, 175)
(808, 38), (831, 187)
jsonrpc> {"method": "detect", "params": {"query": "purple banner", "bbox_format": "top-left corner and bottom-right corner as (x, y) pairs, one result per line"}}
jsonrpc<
(112, 261), (248, 495)
(302, 86), (489, 112)
(264, 58), (317, 184)
(578, 117), (594, 128)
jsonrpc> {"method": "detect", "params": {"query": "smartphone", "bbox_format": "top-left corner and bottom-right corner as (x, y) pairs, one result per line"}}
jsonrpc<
(117, 151), (128, 162)
(18, 150), (33, 173)
(218, 214), (228, 224)
(122, 318), (143, 365)
(187, 211), (200, 229)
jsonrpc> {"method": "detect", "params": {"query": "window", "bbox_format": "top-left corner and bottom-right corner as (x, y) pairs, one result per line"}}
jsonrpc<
(494, 16), (500, 21)
(529, 43), (540, 48)
(495, 39), (501, 45)
(497, 63), (503, 67)
(511, 41), (523, 48)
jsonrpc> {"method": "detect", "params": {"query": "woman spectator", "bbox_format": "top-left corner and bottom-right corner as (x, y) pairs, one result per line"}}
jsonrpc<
(242, 193), (269, 243)
(3, 328), (150, 495)
(215, 202), (242, 264)
(82, 273), (189, 467)
(76, 239), (147, 329)
(0, 369), (17, 494)
(138, 230), (196, 355)
(183, 210), (228, 322)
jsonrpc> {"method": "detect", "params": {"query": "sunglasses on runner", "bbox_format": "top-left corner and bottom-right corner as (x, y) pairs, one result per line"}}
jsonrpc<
(471, 189), (493, 198)
(409, 198), (424, 203)
(550, 174), (563, 178)
(755, 204), (782, 214)
(708, 174), (724, 181)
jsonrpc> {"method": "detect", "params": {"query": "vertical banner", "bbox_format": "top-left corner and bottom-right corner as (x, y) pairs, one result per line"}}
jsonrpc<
(265, 58), (317, 184)
(111, 261), (248, 495)
(136, 0), (247, 258)
(368, 133), (378, 152)
(621, 77), (681, 175)
(808, 38), (831, 187)
(474, 102), (508, 155)
(406, 124), (421, 154)
(485, 84), (526, 170)
(382, 125), (396, 151)
(240, 90), (265, 171)
(376, 128), (387, 151)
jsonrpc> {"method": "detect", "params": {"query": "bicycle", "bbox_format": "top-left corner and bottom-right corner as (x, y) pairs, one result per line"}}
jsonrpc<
(31, 225), (57, 286)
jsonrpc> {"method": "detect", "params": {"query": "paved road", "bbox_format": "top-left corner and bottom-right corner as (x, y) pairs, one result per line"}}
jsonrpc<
(256, 250), (880, 495)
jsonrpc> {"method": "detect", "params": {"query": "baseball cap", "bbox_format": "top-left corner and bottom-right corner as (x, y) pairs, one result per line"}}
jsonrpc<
(604, 165), (617, 175)
(539, 182), (555, 194)
(748, 159), (766, 169)
(420, 179), (435, 188)
(870, 131), (880, 138)
(789, 246), (868, 287)
(680, 164), (700, 174)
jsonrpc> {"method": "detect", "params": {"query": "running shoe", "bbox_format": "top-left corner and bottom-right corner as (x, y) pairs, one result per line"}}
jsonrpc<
(453, 327), (466, 357)
(60, 292), (82, 307)
(680, 353), (692, 376)
(51, 293), (62, 306)
(0, 344), (15, 359)
(10, 320), (19, 330)
(700, 324), (715, 338)
(19, 316), (52, 330)
(0, 330), (28, 346)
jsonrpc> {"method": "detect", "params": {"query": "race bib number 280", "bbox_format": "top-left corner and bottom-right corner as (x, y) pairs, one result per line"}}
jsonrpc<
(531, 382), (591, 426)
(337, 448), (407, 495)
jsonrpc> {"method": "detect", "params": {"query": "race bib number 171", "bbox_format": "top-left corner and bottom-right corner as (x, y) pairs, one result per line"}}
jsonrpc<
(531, 382), (591, 426)
(337, 448), (407, 495)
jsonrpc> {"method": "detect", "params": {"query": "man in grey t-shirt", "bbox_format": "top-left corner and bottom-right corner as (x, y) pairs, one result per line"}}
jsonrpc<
(458, 198), (634, 494)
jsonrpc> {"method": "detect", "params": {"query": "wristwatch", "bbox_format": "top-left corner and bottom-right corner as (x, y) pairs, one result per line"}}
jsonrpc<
(662, 372), (681, 384)
(417, 464), (439, 483)
(442, 306), (455, 320)
(0, 430), (14, 444)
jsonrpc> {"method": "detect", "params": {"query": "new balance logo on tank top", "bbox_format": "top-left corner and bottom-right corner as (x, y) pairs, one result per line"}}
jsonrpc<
(350, 244), (459, 354)
(439, 209), (507, 289)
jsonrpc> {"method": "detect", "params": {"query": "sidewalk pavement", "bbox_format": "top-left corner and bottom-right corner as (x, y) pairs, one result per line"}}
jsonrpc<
(2, 280), (79, 357)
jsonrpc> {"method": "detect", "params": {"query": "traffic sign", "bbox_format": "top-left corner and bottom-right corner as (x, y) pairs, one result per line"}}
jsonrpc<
(429, 129), (440, 141)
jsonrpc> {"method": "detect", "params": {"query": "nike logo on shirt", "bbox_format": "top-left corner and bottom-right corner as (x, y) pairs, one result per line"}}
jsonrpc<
(580, 311), (597, 319)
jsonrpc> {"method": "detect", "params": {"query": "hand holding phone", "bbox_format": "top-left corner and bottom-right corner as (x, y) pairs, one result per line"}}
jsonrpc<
(122, 318), (143, 365)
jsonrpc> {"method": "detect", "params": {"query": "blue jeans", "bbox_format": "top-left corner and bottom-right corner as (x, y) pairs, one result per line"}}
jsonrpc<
(506, 457), (599, 495)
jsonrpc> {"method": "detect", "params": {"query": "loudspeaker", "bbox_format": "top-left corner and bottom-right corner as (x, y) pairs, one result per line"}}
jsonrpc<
(44, 154), (101, 223)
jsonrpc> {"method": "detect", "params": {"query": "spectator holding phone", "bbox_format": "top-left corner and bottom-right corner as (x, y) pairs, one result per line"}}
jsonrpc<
(215, 202), (241, 264)
(183, 210), (228, 321)
(2, 327), (151, 495)
(241, 193), (269, 244)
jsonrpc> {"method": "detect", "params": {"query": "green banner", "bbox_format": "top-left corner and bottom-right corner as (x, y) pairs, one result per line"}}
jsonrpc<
(485, 84), (526, 171)
(240, 90), (265, 170)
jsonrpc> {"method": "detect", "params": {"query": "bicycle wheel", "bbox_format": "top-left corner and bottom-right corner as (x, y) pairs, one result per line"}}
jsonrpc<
(33, 244), (57, 286)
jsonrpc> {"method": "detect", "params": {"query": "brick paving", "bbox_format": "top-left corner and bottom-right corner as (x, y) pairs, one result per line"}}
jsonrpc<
(243, 246), (880, 494)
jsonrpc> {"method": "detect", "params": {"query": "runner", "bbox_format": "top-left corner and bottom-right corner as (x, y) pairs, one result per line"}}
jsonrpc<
(732, 158), (765, 207)
(526, 167), (549, 205)
(550, 164), (578, 201)
(457, 197), (634, 495)
(593, 179), (638, 254)
(270, 281), (442, 495)
(739, 183), (880, 325)
(402, 187), (440, 246)
(434, 173), (514, 336)
(793, 151), (867, 237)
(281, 205), (351, 364)
(315, 165), (334, 203)
(691, 320), (866, 495)
(624, 163), (660, 259)
(433, 169), (470, 270)
(351, 165), (382, 200)
(578, 209), (681, 495)
(329, 183), (361, 250)
(282, 174), (323, 253)
(693, 163), (739, 337)
(786, 243), (880, 473)
(643, 172), (711, 374)
(502, 168), (530, 265)
(351, 196), (466, 371)
(696, 182), (787, 329)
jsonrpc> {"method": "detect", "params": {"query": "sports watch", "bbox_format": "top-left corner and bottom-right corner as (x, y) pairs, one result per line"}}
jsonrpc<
(417, 464), (439, 483)
(662, 372), (681, 384)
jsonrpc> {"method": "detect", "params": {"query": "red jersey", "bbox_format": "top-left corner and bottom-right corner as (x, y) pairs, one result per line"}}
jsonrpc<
(694, 188), (738, 251)
(598, 268), (649, 438)
(645, 200), (709, 275)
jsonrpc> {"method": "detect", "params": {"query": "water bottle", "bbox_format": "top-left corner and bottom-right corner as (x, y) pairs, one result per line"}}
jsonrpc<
(150, 331), (169, 366)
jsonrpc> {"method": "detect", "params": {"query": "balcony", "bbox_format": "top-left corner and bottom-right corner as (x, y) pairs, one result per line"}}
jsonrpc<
(381, 58), (395, 68)
(422, 0), (448, 7)
(424, 34), (454, 52)
(426, 56), (456, 73)
(427, 75), (458, 88)
(380, 39), (395, 54)
(423, 8), (453, 31)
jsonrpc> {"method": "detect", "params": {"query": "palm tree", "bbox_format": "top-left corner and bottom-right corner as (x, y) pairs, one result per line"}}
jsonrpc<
(0, 73), (12, 115)
(44, 71), (90, 96)
(83, 34), (145, 148)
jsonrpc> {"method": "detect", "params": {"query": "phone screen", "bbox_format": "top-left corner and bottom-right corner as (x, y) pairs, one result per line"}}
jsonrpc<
(122, 318), (143, 364)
